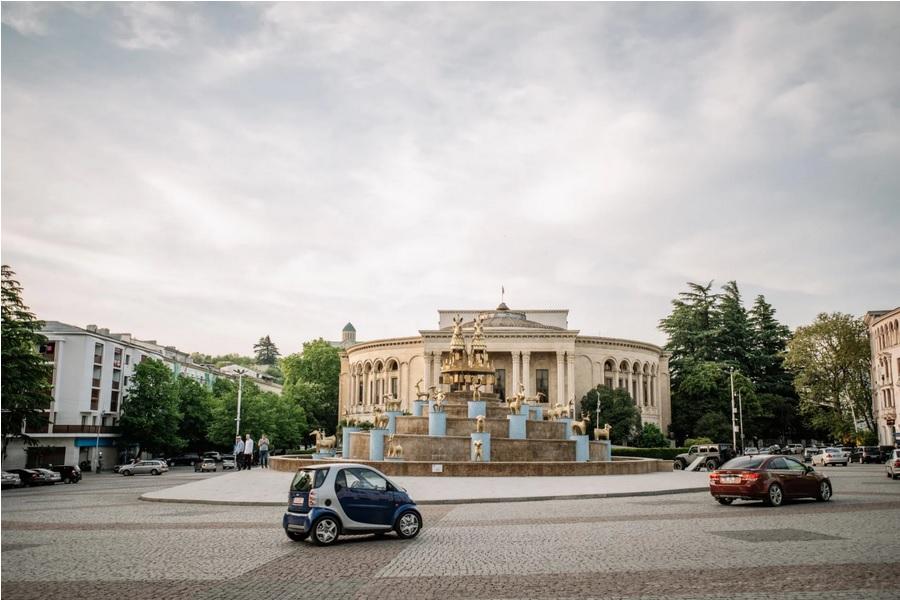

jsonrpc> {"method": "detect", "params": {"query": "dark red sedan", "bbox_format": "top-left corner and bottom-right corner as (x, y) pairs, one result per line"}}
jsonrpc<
(709, 455), (833, 507)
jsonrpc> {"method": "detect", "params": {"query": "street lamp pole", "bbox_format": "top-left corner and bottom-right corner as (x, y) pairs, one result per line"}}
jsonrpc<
(594, 386), (602, 430)
(738, 389), (745, 454)
(94, 410), (107, 473)
(235, 370), (245, 437)
(730, 368), (737, 450)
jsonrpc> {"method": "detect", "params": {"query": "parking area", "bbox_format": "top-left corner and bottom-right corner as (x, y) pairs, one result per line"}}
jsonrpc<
(2, 463), (900, 599)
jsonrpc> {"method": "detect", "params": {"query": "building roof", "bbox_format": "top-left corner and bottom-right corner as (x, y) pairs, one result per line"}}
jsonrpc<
(342, 322), (356, 332)
(441, 309), (566, 331)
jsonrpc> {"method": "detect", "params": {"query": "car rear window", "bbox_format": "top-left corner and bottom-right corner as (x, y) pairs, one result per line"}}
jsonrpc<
(721, 456), (765, 470)
(291, 468), (329, 491)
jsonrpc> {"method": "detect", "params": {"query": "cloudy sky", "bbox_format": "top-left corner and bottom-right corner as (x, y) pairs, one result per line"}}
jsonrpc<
(3, 2), (899, 356)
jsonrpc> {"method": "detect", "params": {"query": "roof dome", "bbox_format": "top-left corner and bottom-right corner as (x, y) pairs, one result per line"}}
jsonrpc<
(442, 308), (563, 331)
(496, 302), (509, 311)
(342, 322), (356, 332)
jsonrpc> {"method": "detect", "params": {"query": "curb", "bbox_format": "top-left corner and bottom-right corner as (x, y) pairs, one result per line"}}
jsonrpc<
(138, 486), (708, 507)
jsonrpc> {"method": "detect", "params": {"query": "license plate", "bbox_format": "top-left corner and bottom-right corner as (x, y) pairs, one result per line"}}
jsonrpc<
(292, 496), (305, 507)
(721, 476), (741, 484)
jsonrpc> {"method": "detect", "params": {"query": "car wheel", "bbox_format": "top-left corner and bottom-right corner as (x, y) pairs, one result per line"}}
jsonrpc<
(764, 483), (784, 507)
(717, 498), (734, 505)
(394, 510), (422, 539)
(151, 469), (159, 475)
(285, 530), (308, 542)
(816, 480), (832, 502)
(64, 477), (72, 484)
(311, 516), (340, 546)
(705, 459), (718, 471)
(673, 460), (684, 470)
(122, 471), (131, 476)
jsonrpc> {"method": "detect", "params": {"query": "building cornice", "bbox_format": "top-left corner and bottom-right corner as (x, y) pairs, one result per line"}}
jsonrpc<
(345, 336), (423, 354)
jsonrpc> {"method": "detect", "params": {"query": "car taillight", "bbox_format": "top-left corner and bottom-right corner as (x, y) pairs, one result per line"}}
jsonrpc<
(894, 460), (900, 467)
(308, 489), (317, 507)
(708, 471), (720, 482)
(826, 454), (832, 458)
(741, 472), (760, 482)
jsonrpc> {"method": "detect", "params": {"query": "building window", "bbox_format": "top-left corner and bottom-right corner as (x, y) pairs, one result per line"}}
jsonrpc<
(81, 415), (89, 426)
(391, 377), (398, 398)
(536, 369), (549, 401)
(39, 341), (56, 361)
(125, 354), (130, 365)
(110, 390), (119, 412)
(113, 347), (123, 369)
(90, 388), (100, 410)
(123, 375), (128, 387)
(94, 342), (104, 364)
(92, 365), (102, 388)
(358, 383), (364, 405)
(495, 368), (506, 401)
(605, 377), (613, 389)
(112, 369), (121, 390)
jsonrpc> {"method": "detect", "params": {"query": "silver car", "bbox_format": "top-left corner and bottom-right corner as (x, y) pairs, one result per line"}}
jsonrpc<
(120, 460), (169, 476)
(887, 449), (900, 480)
(34, 468), (62, 484)
(1, 471), (22, 489)
(811, 447), (849, 467)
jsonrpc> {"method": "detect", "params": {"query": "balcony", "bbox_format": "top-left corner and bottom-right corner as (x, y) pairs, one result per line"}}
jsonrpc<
(52, 425), (119, 434)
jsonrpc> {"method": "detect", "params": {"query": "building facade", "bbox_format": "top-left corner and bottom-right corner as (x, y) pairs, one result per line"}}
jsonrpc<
(338, 304), (672, 434)
(865, 307), (900, 446)
(2, 322), (222, 470)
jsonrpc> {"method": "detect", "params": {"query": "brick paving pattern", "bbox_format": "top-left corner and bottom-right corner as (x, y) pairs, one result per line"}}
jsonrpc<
(2, 465), (899, 599)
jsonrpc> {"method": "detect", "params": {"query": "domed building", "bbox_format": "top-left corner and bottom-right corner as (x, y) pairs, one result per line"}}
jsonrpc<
(339, 304), (671, 434)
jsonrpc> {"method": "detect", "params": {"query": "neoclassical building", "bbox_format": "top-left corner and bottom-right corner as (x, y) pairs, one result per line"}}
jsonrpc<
(339, 304), (671, 433)
(865, 307), (900, 446)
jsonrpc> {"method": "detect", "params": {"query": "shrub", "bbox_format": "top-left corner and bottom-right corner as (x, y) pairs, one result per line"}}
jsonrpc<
(635, 423), (668, 448)
(683, 437), (714, 448)
(612, 447), (687, 460)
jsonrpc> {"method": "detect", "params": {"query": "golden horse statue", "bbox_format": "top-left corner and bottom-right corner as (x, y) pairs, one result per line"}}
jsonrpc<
(312, 429), (336, 452)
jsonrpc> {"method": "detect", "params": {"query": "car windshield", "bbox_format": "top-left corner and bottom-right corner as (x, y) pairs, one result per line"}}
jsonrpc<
(291, 468), (328, 492)
(720, 456), (765, 470)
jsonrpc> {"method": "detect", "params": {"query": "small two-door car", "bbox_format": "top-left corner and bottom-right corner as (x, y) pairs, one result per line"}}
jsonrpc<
(709, 455), (833, 507)
(283, 463), (422, 546)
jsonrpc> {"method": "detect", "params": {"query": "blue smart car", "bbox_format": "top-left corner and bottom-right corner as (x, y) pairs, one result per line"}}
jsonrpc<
(282, 463), (422, 546)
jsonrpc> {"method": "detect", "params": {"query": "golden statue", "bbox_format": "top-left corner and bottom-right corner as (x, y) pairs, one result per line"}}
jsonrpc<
(594, 423), (612, 440)
(547, 402), (566, 421)
(472, 377), (483, 401)
(386, 434), (404, 458)
(415, 379), (429, 401)
(475, 415), (486, 433)
(506, 392), (523, 415)
(383, 394), (401, 412)
(312, 429), (336, 452)
(571, 413), (591, 436)
(432, 390), (446, 412)
(473, 439), (484, 462)
(428, 385), (437, 401)
(373, 407), (389, 429)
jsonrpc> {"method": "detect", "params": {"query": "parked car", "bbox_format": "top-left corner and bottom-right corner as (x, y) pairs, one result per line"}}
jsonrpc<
(120, 460), (169, 476)
(803, 447), (819, 462)
(7, 468), (52, 486)
(283, 463), (422, 546)
(858, 447), (883, 464)
(114, 459), (138, 473)
(194, 458), (218, 473)
(167, 453), (201, 467)
(811, 447), (850, 467)
(886, 449), (900, 480)
(45, 465), (82, 483)
(221, 454), (236, 470)
(760, 444), (781, 455)
(203, 451), (222, 462)
(673, 444), (735, 470)
(2, 471), (23, 489)
(744, 447), (759, 456)
(710, 454), (832, 506)
(786, 443), (803, 455)
(34, 468), (62, 484)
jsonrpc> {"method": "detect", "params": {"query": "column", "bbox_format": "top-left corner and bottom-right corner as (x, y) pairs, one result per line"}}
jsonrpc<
(399, 362), (407, 404)
(511, 351), (520, 395)
(350, 373), (357, 406)
(566, 352), (575, 405)
(556, 352), (565, 405)
(522, 351), (532, 396)
(432, 352), (442, 388)
(423, 353), (432, 392)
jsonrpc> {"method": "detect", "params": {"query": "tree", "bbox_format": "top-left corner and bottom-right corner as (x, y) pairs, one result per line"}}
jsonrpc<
(207, 378), (308, 450)
(1, 265), (54, 458)
(119, 359), (183, 456)
(659, 281), (720, 378)
(253, 335), (280, 365)
(635, 423), (667, 448)
(784, 313), (873, 441)
(714, 281), (752, 374)
(175, 376), (213, 455)
(580, 386), (641, 445)
(282, 339), (341, 434)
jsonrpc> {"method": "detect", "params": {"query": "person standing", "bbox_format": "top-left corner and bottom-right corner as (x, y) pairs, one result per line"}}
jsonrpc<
(243, 433), (254, 470)
(233, 436), (245, 470)
(258, 434), (270, 469)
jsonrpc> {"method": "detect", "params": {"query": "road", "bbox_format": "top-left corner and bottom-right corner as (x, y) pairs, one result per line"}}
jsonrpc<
(2, 463), (899, 599)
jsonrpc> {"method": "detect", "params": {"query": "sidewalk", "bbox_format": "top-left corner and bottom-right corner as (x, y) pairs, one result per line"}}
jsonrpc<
(139, 468), (709, 506)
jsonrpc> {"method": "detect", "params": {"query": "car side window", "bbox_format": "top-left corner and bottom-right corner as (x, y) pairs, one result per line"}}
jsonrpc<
(785, 458), (806, 471)
(334, 469), (347, 491)
(343, 469), (363, 489)
(688, 446), (698, 455)
(351, 468), (388, 492)
(767, 458), (787, 470)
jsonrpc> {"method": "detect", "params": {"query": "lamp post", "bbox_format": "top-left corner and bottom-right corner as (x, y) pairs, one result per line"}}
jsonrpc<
(729, 368), (737, 450)
(738, 389), (745, 455)
(594, 386), (602, 431)
(94, 410), (107, 473)
(234, 369), (245, 437)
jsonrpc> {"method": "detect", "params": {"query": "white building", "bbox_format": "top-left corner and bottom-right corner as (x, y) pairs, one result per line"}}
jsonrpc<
(865, 307), (900, 446)
(2, 322), (220, 470)
(219, 363), (283, 396)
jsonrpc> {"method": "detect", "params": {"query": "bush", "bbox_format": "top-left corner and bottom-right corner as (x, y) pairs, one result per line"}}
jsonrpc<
(612, 447), (687, 460)
(683, 437), (714, 448)
(635, 424), (668, 448)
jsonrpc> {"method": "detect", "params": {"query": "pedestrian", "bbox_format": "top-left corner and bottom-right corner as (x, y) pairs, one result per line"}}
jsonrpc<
(258, 434), (270, 469)
(234, 435), (244, 470)
(243, 433), (254, 470)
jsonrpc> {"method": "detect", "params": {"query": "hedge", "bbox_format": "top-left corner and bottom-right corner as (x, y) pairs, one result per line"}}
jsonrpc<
(611, 447), (687, 460)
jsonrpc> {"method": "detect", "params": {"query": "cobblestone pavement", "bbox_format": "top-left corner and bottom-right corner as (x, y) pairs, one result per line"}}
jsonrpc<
(2, 464), (899, 599)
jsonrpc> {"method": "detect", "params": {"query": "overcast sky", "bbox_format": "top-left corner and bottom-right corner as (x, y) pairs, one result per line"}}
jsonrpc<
(3, 2), (899, 356)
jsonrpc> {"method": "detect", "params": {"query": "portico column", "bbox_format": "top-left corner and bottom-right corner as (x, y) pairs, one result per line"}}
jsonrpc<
(423, 354), (432, 393)
(566, 352), (575, 405)
(399, 362), (407, 404)
(350, 373), (357, 405)
(627, 369), (634, 402)
(511, 351), (520, 395)
(432, 352), (442, 388)
(522, 351), (531, 396)
(556, 352), (565, 405)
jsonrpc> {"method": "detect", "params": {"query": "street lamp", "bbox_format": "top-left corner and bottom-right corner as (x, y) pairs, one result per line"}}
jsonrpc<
(234, 369), (246, 437)
(729, 368), (737, 450)
(94, 410), (107, 473)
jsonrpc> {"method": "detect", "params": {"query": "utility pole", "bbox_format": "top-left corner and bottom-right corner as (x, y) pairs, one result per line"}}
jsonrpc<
(235, 369), (245, 437)
(738, 389), (744, 454)
(730, 368), (737, 450)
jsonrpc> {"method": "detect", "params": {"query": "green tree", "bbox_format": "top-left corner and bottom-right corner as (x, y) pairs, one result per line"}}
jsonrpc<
(714, 281), (752, 373)
(635, 423), (668, 448)
(207, 378), (308, 450)
(659, 281), (720, 377)
(1, 265), (54, 458)
(784, 312), (873, 441)
(282, 339), (341, 434)
(694, 411), (732, 442)
(253, 335), (280, 365)
(119, 359), (183, 456)
(174, 376), (213, 455)
(580, 386), (641, 445)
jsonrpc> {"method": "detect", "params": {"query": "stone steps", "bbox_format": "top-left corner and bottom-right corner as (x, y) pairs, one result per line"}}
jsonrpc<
(396, 415), (567, 440)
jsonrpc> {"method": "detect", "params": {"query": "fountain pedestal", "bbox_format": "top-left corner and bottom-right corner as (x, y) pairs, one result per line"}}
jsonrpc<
(413, 400), (427, 417)
(471, 432), (491, 462)
(428, 411), (447, 436)
(369, 428), (388, 461)
(386, 411), (402, 434)
(341, 427), (359, 458)
(573, 435), (589, 462)
(508, 413), (528, 439)
(467, 400), (487, 419)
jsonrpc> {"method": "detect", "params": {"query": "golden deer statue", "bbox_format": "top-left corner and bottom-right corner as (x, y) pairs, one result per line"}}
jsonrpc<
(312, 429), (336, 452)
(373, 407), (389, 429)
(415, 379), (429, 401)
(571, 413), (592, 437)
(386, 434), (403, 458)
(383, 394), (401, 412)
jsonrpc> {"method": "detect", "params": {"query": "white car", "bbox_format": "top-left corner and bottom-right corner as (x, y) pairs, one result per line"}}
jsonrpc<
(886, 449), (900, 480)
(120, 460), (169, 476)
(811, 447), (849, 467)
